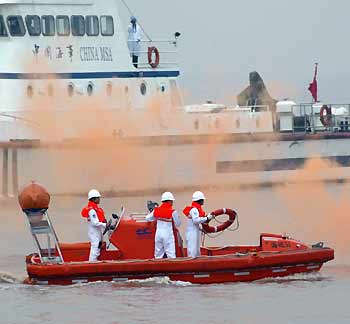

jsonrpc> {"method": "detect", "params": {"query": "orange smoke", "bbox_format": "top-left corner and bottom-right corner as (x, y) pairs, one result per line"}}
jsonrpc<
(273, 158), (350, 263)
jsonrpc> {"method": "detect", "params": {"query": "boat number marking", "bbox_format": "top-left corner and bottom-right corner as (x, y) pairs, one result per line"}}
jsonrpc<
(266, 241), (292, 249)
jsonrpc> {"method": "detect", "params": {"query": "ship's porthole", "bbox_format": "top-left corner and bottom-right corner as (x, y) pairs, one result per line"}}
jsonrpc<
(236, 119), (240, 129)
(140, 82), (147, 96)
(27, 85), (34, 98)
(194, 119), (199, 130)
(256, 118), (260, 128)
(87, 83), (94, 96)
(48, 84), (54, 97)
(68, 83), (74, 97)
(161, 85), (166, 92)
(106, 83), (112, 96)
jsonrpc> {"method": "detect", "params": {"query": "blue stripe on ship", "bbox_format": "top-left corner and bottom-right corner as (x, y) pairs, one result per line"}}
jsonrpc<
(0, 71), (180, 80)
(217, 156), (350, 174)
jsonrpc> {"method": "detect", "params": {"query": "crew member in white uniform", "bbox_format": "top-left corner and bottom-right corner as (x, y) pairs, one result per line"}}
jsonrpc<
(81, 189), (107, 262)
(146, 192), (181, 259)
(183, 191), (214, 258)
(127, 16), (141, 68)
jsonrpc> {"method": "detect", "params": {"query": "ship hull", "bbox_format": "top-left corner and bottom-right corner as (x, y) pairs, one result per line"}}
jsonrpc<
(25, 247), (334, 286)
(2, 133), (350, 196)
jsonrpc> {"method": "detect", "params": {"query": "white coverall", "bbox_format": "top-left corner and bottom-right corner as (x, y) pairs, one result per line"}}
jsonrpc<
(146, 211), (181, 259)
(127, 23), (141, 57)
(186, 208), (208, 258)
(88, 209), (106, 262)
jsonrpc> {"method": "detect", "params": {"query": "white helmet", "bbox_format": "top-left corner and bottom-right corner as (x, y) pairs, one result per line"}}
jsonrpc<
(88, 189), (101, 200)
(192, 191), (206, 201)
(161, 192), (175, 202)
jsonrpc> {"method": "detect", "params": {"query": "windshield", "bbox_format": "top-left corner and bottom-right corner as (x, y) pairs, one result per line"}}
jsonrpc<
(0, 15), (8, 36)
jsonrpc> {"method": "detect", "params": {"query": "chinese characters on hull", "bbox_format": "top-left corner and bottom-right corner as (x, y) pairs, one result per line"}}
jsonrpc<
(32, 44), (113, 63)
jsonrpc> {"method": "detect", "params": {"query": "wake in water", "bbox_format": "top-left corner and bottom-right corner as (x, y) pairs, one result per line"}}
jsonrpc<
(256, 272), (329, 285)
(124, 276), (193, 287)
(58, 276), (193, 289)
(0, 271), (22, 284)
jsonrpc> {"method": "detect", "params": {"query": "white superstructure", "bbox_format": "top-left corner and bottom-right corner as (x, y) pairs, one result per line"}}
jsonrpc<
(0, 0), (278, 140)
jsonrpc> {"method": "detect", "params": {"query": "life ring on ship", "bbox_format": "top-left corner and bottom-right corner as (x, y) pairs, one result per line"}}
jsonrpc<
(148, 46), (160, 69)
(320, 105), (332, 127)
(202, 208), (237, 234)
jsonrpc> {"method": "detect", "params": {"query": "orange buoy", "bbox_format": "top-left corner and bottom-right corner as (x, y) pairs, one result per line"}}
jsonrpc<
(18, 182), (50, 211)
(202, 208), (237, 234)
(148, 46), (160, 69)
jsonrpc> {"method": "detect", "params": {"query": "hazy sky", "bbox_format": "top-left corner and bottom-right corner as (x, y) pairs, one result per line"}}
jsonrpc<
(120, 0), (350, 105)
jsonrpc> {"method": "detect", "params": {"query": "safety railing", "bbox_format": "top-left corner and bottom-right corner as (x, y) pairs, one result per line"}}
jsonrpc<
(0, 112), (40, 128)
(128, 39), (180, 70)
(292, 103), (350, 134)
(227, 105), (271, 113)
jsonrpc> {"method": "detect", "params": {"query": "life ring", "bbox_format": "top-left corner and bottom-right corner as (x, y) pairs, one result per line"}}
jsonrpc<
(148, 47), (160, 69)
(202, 208), (237, 234)
(320, 105), (332, 127)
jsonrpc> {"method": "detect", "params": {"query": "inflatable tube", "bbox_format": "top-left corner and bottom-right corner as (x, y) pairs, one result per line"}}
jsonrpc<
(320, 105), (332, 127)
(202, 208), (237, 234)
(148, 46), (160, 69)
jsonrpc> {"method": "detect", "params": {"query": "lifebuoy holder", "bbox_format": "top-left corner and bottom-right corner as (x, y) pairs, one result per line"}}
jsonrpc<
(320, 105), (332, 127)
(148, 46), (160, 69)
(202, 208), (237, 234)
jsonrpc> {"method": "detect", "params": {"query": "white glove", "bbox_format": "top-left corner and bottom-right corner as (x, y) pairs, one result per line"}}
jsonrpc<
(206, 214), (214, 222)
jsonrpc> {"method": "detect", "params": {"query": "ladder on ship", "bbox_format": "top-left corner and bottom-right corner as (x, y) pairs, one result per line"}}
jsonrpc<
(23, 209), (64, 264)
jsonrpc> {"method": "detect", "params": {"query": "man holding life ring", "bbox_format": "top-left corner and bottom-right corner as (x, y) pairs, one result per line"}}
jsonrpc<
(183, 191), (214, 258)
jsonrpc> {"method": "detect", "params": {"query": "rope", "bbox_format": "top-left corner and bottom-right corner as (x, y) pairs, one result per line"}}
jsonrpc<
(119, 0), (153, 41)
(201, 214), (240, 240)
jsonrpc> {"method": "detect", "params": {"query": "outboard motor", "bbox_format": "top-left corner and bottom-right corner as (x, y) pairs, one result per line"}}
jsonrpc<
(19, 182), (63, 263)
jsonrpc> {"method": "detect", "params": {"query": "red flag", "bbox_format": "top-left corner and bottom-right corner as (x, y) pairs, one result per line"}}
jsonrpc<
(308, 63), (318, 102)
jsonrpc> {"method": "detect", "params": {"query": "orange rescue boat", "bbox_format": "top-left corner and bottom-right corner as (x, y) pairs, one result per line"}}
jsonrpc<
(20, 183), (334, 286)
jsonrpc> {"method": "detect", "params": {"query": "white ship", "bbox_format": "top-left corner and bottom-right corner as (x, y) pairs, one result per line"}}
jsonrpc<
(1, 0), (350, 196)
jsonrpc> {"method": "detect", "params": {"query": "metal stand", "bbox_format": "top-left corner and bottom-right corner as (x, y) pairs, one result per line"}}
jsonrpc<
(24, 209), (64, 264)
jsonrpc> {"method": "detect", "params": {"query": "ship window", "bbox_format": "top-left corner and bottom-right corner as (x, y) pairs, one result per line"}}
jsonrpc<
(140, 82), (147, 96)
(7, 16), (26, 36)
(170, 80), (182, 108)
(0, 16), (8, 36)
(25, 15), (41, 36)
(100, 16), (114, 36)
(71, 15), (85, 36)
(87, 83), (94, 96)
(86, 15), (99, 36)
(42, 15), (55, 36)
(56, 16), (70, 36)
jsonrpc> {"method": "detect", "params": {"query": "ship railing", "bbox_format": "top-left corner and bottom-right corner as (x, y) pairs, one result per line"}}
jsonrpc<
(0, 112), (40, 128)
(131, 39), (180, 70)
(227, 105), (270, 113)
(292, 103), (350, 133)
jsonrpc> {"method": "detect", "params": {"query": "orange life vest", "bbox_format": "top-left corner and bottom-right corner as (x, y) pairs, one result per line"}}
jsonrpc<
(183, 201), (206, 219)
(153, 202), (174, 222)
(81, 201), (106, 223)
